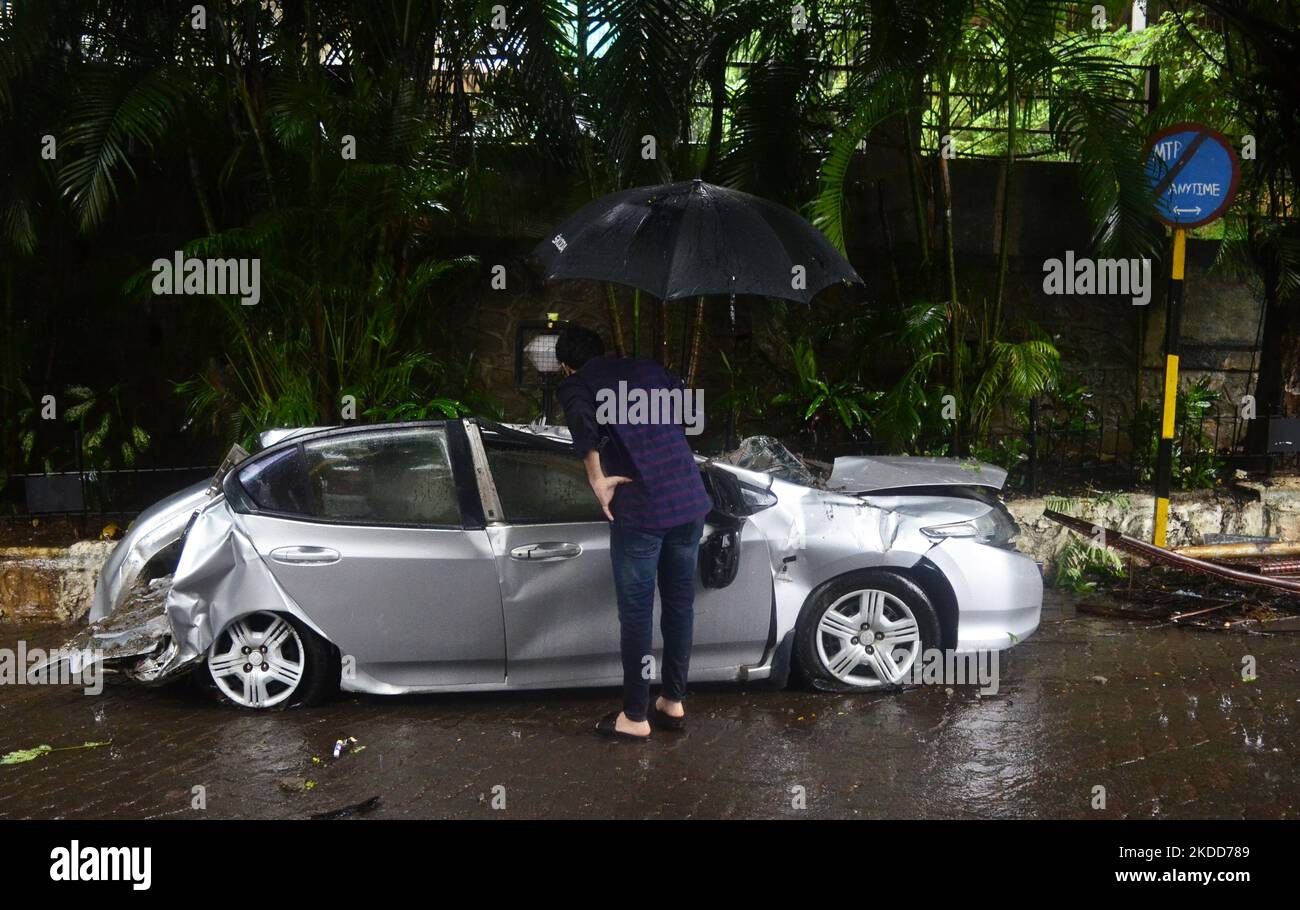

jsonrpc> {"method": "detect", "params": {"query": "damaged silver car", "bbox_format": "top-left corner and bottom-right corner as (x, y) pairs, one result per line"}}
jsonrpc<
(72, 420), (1042, 709)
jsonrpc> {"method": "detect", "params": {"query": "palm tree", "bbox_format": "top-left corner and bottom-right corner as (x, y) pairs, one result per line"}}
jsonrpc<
(806, 0), (1162, 452)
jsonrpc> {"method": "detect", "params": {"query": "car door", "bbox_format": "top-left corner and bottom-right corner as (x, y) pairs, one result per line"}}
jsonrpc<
(472, 423), (771, 687)
(228, 423), (505, 688)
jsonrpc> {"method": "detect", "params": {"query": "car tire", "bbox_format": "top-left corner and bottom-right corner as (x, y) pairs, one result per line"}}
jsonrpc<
(206, 611), (339, 710)
(794, 569), (939, 692)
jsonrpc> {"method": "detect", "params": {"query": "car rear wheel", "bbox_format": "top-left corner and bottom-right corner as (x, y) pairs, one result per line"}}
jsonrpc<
(207, 611), (337, 709)
(795, 570), (939, 691)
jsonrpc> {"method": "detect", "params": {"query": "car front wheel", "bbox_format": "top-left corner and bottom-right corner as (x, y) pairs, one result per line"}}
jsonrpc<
(206, 611), (337, 709)
(795, 570), (939, 691)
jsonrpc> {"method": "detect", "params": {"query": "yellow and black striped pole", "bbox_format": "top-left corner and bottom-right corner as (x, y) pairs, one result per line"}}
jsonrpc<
(1153, 228), (1186, 547)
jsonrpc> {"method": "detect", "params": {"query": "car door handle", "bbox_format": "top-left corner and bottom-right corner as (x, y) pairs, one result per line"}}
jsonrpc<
(270, 545), (341, 565)
(508, 541), (583, 561)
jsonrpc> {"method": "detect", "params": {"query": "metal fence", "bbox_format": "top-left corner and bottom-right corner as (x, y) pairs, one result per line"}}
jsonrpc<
(1001, 401), (1249, 494)
(2, 464), (217, 521)
(825, 397), (1256, 496)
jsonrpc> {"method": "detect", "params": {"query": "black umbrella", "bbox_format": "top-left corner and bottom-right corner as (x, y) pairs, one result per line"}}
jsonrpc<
(532, 179), (862, 303)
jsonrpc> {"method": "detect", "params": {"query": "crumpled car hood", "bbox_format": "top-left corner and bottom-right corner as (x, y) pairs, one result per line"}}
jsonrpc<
(826, 456), (1007, 493)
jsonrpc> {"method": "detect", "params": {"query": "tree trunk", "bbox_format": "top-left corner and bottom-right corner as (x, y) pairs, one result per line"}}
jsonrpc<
(903, 81), (930, 261)
(685, 297), (707, 386)
(187, 142), (218, 235)
(937, 66), (961, 454)
(992, 56), (1015, 330)
(604, 284), (627, 357)
(703, 61), (726, 180)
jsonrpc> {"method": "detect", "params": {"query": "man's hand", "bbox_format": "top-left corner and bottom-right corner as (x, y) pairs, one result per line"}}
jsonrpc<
(591, 474), (632, 521)
(584, 450), (632, 521)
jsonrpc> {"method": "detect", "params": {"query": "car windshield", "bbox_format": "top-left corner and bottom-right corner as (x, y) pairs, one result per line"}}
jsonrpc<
(716, 436), (819, 486)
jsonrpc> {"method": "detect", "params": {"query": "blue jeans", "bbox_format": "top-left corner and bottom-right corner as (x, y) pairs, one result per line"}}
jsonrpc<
(609, 518), (705, 722)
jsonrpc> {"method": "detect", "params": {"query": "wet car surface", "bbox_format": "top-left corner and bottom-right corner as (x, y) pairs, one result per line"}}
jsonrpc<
(79, 424), (1042, 706)
(2, 589), (1297, 819)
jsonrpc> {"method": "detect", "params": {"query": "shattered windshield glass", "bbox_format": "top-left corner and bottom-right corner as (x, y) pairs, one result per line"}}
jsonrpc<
(718, 436), (816, 486)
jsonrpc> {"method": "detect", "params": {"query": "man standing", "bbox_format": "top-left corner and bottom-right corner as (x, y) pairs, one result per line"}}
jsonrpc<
(555, 324), (712, 742)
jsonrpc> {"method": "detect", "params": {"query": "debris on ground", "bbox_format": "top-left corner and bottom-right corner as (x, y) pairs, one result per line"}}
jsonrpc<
(1112, 575), (1300, 632)
(1047, 509), (1300, 632)
(332, 736), (364, 759)
(1, 740), (112, 766)
(310, 795), (382, 820)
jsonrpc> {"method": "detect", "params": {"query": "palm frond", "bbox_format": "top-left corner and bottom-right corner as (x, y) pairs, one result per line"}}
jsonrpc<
(58, 68), (190, 232)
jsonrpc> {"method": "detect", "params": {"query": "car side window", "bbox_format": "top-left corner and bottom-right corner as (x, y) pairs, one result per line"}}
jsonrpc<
(238, 445), (313, 515)
(485, 442), (606, 524)
(301, 427), (461, 526)
(238, 427), (461, 525)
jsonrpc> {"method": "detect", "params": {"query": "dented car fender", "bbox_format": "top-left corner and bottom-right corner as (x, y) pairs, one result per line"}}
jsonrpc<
(154, 499), (332, 680)
(89, 479), (212, 623)
(88, 497), (333, 685)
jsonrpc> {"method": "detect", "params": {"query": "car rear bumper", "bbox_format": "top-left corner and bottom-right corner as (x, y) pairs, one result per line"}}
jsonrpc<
(924, 538), (1043, 652)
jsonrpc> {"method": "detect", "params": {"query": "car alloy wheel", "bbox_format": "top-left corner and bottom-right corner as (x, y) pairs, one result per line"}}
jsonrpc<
(814, 588), (922, 687)
(207, 612), (306, 709)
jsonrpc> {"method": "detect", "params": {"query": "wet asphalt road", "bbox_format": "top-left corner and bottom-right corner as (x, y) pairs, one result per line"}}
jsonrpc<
(1, 590), (1297, 820)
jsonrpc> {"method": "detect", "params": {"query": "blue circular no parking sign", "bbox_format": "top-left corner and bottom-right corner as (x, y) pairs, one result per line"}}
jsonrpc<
(1143, 123), (1240, 229)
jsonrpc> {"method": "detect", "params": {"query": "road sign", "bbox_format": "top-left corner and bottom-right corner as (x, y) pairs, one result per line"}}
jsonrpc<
(1143, 123), (1239, 229)
(1142, 123), (1239, 546)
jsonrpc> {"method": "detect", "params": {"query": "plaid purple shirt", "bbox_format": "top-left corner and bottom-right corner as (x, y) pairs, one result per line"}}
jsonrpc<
(558, 356), (712, 530)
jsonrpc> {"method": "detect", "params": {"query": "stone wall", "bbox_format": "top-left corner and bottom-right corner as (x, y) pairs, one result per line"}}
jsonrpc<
(0, 541), (115, 625)
(1010, 479), (1300, 567)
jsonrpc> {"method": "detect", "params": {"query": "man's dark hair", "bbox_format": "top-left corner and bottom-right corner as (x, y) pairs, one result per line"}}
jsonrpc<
(555, 323), (605, 371)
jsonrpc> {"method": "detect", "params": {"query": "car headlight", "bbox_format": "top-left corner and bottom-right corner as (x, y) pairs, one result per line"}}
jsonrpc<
(738, 481), (778, 514)
(921, 505), (1019, 547)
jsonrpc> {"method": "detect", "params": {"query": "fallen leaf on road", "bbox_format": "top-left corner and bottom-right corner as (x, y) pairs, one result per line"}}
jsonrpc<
(1, 740), (111, 766)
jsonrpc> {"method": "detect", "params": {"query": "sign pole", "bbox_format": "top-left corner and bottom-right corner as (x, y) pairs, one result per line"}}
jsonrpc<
(1142, 122), (1238, 547)
(1153, 227), (1186, 547)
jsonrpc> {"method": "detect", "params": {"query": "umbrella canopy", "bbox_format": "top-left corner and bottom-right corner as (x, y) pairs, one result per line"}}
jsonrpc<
(532, 179), (862, 303)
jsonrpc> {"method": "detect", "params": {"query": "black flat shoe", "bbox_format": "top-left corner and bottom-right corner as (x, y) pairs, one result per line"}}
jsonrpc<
(652, 705), (687, 731)
(595, 712), (651, 743)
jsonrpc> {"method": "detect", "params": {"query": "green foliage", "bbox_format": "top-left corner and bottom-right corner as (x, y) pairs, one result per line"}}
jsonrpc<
(969, 437), (1029, 472)
(5, 380), (151, 477)
(1045, 491), (1131, 512)
(2, 0), (1294, 480)
(716, 350), (768, 439)
(868, 300), (1061, 452)
(62, 384), (152, 472)
(769, 337), (880, 447)
(58, 69), (191, 233)
(1133, 376), (1224, 491)
(1054, 536), (1126, 592)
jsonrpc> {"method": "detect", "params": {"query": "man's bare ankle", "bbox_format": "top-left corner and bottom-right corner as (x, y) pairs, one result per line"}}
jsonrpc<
(615, 711), (651, 735)
(656, 697), (685, 717)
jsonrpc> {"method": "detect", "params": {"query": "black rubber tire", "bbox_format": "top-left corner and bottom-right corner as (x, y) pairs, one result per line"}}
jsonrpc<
(794, 569), (940, 692)
(206, 612), (340, 710)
